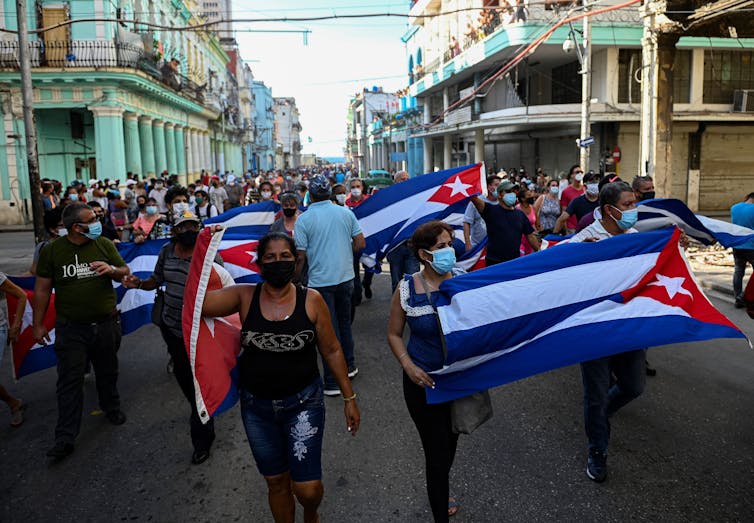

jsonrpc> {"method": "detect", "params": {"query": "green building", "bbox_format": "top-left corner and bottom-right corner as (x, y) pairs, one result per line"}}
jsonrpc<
(0, 0), (245, 224)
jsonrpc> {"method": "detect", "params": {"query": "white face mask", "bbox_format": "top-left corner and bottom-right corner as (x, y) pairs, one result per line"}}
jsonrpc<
(261, 191), (272, 200)
(172, 202), (189, 215)
(350, 188), (362, 198)
(586, 183), (599, 196)
(575, 173), (584, 182)
(56, 227), (67, 237)
(335, 194), (347, 205)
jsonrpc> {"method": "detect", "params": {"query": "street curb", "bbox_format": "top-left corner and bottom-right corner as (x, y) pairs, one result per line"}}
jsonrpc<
(699, 279), (734, 305)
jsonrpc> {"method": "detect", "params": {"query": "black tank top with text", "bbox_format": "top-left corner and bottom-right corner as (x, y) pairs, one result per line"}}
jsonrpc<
(239, 284), (319, 399)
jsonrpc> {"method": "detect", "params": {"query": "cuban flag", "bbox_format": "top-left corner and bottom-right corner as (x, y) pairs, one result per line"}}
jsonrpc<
(7, 277), (56, 379)
(183, 228), (242, 423)
(427, 227), (747, 404)
(353, 164), (486, 268)
(636, 198), (754, 247)
(203, 200), (279, 236)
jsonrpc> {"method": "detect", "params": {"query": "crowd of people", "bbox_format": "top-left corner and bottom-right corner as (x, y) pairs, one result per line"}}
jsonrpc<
(2, 162), (740, 522)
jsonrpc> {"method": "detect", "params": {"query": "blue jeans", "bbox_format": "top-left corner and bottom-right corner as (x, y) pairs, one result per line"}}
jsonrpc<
(387, 242), (420, 291)
(313, 280), (355, 389)
(581, 349), (646, 452)
(240, 378), (325, 482)
(733, 249), (754, 300)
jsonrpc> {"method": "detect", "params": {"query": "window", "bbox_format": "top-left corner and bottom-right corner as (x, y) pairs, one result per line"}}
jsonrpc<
(704, 50), (754, 103)
(551, 60), (581, 104)
(674, 50), (691, 103)
(618, 49), (691, 103)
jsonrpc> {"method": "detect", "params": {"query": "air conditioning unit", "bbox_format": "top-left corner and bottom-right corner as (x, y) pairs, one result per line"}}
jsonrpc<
(733, 90), (754, 112)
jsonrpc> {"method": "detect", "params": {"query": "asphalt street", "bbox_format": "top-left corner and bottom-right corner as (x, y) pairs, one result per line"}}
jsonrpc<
(1, 232), (754, 522)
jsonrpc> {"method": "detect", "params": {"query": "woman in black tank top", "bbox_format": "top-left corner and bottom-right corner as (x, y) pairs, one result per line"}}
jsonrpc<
(202, 232), (360, 523)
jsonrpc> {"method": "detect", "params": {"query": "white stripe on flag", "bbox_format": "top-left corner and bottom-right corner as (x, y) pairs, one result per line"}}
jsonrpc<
(124, 254), (160, 275)
(434, 296), (691, 375)
(696, 215), (754, 237)
(212, 211), (276, 228)
(118, 288), (156, 313)
(358, 186), (438, 237)
(636, 207), (714, 241)
(438, 252), (659, 335)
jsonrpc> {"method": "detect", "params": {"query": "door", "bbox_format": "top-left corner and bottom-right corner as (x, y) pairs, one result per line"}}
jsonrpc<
(41, 7), (69, 66)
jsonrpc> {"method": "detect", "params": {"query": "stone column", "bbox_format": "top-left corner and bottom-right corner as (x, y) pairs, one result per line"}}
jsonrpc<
(89, 104), (127, 181)
(152, 120), (167, 176)
(224, 141), (233, 173)
(197, 130), (206, 173)
(138, 115), (156, 176)
(191, 130), (201, 177)
(174, 125), (187, 182)
(203, 132), (212, 173)
(474, 128), (484, 166)
(164, 122), (177, 176)
(443, 134), (452, 170)
(123, 112), (142, 175)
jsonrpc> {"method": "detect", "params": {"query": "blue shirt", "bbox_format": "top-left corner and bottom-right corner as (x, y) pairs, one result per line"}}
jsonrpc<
(294, 200), (362, 287)
(400, 275), (445, 373)
(731, 202), (754, 250)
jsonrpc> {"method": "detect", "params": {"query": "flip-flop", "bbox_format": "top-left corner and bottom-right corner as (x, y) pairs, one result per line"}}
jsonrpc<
(10, 401), (25, 428)
(448, 497), (460, 517)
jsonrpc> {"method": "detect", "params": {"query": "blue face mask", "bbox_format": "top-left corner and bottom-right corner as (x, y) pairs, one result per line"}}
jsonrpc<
(610, 206), (638, 230)
(424, 246), (456, 275)
(503, 193), (518, 207)
(146, 205), (158, 215)
(68, 193), (78, 202)
(80, 220), (102, 240)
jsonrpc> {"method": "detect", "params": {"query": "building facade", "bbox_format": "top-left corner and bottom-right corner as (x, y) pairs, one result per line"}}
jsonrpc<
(345, 87), (401, 174)
(405, 0), (754, 212)
(273, 97), (302, 169)
(251, 80), (275, 172)
(0, 0), (252, 224)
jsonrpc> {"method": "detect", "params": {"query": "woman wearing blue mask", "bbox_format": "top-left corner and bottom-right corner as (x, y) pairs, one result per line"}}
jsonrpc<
(387, 221), (465, 521)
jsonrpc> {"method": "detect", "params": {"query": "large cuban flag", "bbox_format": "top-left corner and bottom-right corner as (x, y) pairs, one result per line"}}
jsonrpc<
(353, 164), (486, 268)
(635, 198), (754, 247)
(183, 228), (242, 422)
(203, 200), (279, 236)
(426, 227), (747, 404)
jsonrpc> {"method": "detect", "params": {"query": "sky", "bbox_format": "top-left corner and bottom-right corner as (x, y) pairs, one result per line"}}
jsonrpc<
(232, 1), (410, 158)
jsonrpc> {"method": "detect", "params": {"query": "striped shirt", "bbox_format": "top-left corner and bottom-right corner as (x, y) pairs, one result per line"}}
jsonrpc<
(151, 242), (223, 338)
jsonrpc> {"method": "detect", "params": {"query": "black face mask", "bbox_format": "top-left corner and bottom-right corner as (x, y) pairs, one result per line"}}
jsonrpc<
(138, 203), (146, 209)
(283, 208), (297, 218)
(526, 197), (536, 204)
(639, 191), (655, 201)
(261, 260), (296, 288)
(176, 230), (199, 247)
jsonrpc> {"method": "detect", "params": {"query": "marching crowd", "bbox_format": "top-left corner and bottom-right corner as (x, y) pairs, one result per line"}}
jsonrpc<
(3, 162), (741, 523)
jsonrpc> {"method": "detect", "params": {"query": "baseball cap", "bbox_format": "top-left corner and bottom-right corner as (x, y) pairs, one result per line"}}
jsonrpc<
(495, 180), (518, 194)
(88, 179), (99, 186)
(173, 210), (200, 227)
(227, 174), (236, 184)
(125, 179), (136, 186)
(308, 174), (331, 198)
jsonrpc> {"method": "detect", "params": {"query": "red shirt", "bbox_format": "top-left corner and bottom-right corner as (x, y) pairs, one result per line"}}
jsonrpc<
(560, 185), (585, 229)
(345, 193), (369, 208)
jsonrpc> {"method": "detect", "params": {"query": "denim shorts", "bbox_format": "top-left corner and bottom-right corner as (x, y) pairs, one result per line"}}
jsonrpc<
(240, 378), (326, 482)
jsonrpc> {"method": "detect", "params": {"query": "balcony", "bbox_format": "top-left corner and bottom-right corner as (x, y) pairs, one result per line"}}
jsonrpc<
(0, 39), (208, 105)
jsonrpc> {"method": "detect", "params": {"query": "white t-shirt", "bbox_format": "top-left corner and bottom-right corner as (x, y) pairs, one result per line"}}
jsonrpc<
(149, 187), (168, 212)
(569, 218), (638, 243)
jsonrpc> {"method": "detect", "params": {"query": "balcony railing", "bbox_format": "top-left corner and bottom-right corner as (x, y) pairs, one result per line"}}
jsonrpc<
(0, 39), (208, 105)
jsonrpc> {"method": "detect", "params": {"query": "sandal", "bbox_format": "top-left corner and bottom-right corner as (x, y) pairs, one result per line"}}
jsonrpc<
(448, 497), (460, 517)
(10, 400), (25, 428)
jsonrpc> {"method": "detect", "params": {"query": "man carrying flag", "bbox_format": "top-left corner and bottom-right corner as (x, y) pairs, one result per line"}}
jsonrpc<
(33, 202), (131, 462)
(570, 181), (644, 483)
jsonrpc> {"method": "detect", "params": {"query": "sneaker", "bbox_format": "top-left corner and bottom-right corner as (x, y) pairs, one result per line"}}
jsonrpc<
(645, 359), (657, 377)
(46, 442), (75, 462)
(348, 367), (359, 379)
(735, 298), (746, 309)
(106, 410), (127, 426)
(191, 449), (210, 465)
(586, 449), (607, 482)
(323, 387), (341, 397)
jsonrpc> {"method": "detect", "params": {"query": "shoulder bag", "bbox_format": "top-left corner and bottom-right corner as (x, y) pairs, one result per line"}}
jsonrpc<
(151, 287), (165, 327)
(417, 272), (493, 435)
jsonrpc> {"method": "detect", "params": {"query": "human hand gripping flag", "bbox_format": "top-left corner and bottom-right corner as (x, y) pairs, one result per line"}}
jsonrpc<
(427, 227), (747, 404)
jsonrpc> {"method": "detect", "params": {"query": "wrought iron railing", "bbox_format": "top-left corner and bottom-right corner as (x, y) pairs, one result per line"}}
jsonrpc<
(0, 39), (207, 104)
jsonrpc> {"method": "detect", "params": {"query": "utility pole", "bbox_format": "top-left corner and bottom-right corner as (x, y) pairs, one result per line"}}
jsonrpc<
(579, 2), (593, 172)
(16, 0), (45, 242)
(639, 0), (660, 179)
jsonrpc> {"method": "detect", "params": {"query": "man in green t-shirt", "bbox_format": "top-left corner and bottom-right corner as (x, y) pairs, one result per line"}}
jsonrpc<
(33, 202), (131, 462)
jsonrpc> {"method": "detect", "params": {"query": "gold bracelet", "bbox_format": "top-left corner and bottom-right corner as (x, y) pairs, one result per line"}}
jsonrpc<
(342, 392), (358, 402)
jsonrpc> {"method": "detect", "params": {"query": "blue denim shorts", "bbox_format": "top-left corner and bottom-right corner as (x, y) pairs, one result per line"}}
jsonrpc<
(240, 378), (326, 482)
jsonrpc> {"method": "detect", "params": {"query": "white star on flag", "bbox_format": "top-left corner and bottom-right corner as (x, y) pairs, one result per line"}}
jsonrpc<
(245, 250), (257, 264)
(648, 274), (693, 300)
(443, 176), (474, 198)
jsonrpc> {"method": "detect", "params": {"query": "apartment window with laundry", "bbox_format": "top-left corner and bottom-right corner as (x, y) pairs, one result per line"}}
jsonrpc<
(550, 60), (581, 104)
(704, 50), (754, 103)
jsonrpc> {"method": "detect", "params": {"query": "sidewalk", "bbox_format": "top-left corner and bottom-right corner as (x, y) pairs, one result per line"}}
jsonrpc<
(687, 245), (745, 305)
(0, 223), (33, 233)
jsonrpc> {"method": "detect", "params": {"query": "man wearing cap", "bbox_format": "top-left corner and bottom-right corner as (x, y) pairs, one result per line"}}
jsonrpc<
(33, 202), (131, 461)
(294, 174), (366, 396)
(471, 180), (540, 266)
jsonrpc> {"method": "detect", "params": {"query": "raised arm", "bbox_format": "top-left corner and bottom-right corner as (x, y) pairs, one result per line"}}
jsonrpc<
(201, 284), (250, 319)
